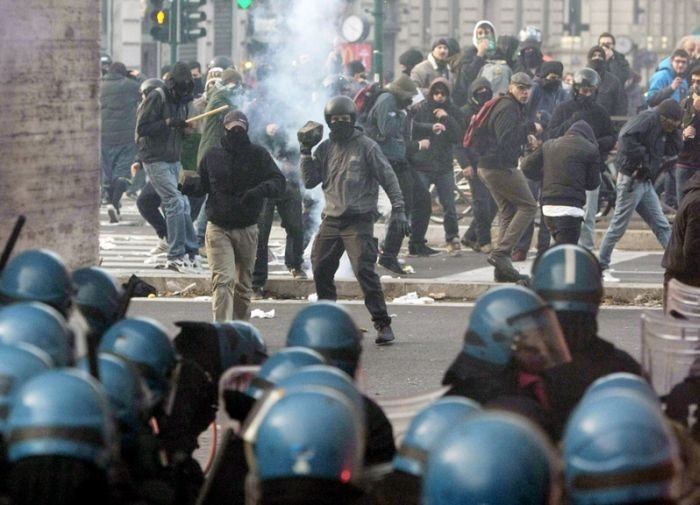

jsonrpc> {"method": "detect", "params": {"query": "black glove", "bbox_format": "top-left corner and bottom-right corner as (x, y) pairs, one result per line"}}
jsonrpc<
(166, 118), (188, 129)
(389, 209), (410, 237)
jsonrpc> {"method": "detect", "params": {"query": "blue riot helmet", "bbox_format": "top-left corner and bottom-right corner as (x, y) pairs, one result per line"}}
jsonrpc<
(72, 267), (125, 337)
(0, 249), (74, 317)
(462, 286), (571, 372)
(0, 302), (73, 366)
(422, 411), (556, 505)
(246, 347), (325, 400)
(243, 388), (364, 487)
(174, 319), (268, 386)
(286, 301), (362, 377)
(6, 369), (114, 469)
(99, 317), (177, 409)
(563, 389), (679, 505)
(394, 396), (481, 477)
(276, 364), (364, 415)
(583, 372), (660, 406)
(77, 353), (145, 449)
(532, 244), (603, 314)
(0, 344), (53, 434)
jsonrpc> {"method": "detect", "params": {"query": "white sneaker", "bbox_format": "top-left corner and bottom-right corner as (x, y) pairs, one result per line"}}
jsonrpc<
(189, 254), (204, 273)
(166, 257), (194, 273)
(149, 238), (169, 255)
(602, 269), (620, 283)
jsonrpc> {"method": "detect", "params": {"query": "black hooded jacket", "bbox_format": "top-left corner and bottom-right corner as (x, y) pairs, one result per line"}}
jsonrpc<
(454, 77), (492, 169)
(477, 93), (533, 170)
(196, 133), (285, 229)
(546, 95), (616, 159)
(521, 120), (601, 208)
(135, 62), (192, 163)
(408, 78), (465, 173)
(662, 171), (700, 285)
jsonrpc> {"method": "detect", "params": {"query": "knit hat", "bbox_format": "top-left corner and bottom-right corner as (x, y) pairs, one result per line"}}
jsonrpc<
(657, 98), (683, 121)
(347, 60), (365, 76)
(446, 37), (461, 57)
(223, 110), (249, 131)
(432, 37), (450, 51)
(387, 74), (419, 101)
(399, 49), (424, 70)
(221, 68), (242, 85)
(540, 61), (564, 78)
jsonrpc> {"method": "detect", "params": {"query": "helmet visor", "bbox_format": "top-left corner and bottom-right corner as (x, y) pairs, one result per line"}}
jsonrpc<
(508, 307), (571, 373)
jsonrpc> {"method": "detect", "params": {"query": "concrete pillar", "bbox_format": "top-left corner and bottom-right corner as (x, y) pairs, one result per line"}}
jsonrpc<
(0, 0), (101, 268)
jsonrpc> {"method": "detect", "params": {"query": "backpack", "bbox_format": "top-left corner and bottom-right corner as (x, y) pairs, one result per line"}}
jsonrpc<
(462, 96), (504, 153)
(353, 82), (389, 141)
(477, 60), (512, 96)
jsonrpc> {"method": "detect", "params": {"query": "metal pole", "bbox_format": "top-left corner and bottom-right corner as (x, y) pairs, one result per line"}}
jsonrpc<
(373, 0), (384, 84)
(171, 0), (179, 65)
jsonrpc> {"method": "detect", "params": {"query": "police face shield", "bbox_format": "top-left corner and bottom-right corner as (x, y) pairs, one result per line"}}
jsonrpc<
(508, 307), (571, 373)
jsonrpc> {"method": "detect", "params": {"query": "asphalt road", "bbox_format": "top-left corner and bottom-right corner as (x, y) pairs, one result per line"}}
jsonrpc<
(129, 298), (654, 400)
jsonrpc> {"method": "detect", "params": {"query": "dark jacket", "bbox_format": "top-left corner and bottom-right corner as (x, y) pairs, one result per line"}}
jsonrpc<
(196, 134), (285, 229)
(477, 93), (532, 170)
(522, 120), (601, 208)
(101, 72), (141, 147)
(662, 171), (700, 285)
(135, 87), (189, 163)
(526, 78), (571, 121)
(452, 46), (510, 107)
(301, 129), (405, 217)
(546, 96), (616, 158)
(197, 87), (241, 166)
(616, 108), (683, 179)
(678, 94), (700, 170)
(605, 50), (631, 86)
(409, 78), (465, 173)
(595, 70), (627, 117)
(454, 77), (492, 169)
(367, 91), (409, 162)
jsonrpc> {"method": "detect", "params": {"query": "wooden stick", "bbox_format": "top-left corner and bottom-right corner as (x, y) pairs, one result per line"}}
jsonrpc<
(186, 104), (230, 124)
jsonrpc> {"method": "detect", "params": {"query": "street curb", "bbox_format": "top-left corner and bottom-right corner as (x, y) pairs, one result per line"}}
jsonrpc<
(116, 274), (663, 305)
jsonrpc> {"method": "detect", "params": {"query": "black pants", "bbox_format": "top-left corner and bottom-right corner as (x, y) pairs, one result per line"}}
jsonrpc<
(463, 173), (497, 246)
(137, 181), (167, 239)
(543, 215), (583, 246)
(382, 162), (415, 258)
(253, 187), (305, 288)
(311, 215), (391, 328)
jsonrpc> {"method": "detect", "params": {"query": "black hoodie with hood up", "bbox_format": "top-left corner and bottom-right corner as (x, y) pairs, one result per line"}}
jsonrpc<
(521, 119), (601, 209)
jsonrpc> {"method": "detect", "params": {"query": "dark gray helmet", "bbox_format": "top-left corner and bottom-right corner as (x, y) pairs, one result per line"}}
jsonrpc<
(139, 78), (164, 97)
(573, 68), (601, 91)
(208, 55), (234, 71)
(323, 96), (356, 126)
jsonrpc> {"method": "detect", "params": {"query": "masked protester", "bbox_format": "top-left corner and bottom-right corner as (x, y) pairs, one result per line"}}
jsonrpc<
(135, 61), (201, 273)
(299, 96), (406, 345)
(586, 45), (627, 117)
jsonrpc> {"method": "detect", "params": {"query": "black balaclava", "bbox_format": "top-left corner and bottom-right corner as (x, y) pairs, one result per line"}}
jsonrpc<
(329, 120), (355, 142)
(168, 61), (195, 104)
(587, 46), (607, 75)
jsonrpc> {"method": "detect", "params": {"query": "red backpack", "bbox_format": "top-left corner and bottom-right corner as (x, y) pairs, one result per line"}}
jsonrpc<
(462, 96), (504, 153)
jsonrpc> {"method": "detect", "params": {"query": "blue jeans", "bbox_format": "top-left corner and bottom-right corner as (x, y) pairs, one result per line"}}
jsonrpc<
(578, 187), (599, 251)
(143, 161), (199, 260)
(194, 195), (209, 247)
(598, 174), (671, 270)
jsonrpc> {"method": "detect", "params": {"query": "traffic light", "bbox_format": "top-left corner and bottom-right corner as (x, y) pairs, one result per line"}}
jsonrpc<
(237, 0), (254, 8)
(180, 0), (207, 43)
(149, 0), (171, 43)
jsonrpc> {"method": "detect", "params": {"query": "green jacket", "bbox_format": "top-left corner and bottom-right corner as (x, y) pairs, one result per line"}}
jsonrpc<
(197, 88), (238, 166)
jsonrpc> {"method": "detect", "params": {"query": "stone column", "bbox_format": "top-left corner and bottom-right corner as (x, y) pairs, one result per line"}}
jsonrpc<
(0, 0), (100, 268)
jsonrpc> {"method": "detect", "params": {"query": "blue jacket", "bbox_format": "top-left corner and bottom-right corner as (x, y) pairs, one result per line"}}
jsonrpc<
(646, 57), (689, 106)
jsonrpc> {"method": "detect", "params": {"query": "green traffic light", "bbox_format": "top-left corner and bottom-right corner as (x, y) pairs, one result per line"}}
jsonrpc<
(237, 0), (253, 9)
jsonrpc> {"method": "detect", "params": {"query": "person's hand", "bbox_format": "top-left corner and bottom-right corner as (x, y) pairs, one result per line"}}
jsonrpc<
(130, 162), (141, 178)
(528, 134), (542, 149)
(603, 45), (614, 60)
(390, 209), (410, 237)
(433, 108), (448, 119)
(432, 123), (446, 135)
(533, 122), (543, 137)
(693, 97), (700, 112)
(266, 123), (279, 136)
(462, 165), (474, 178)
(684, 125), (696, 139)
(671, 77), (683, 90)
(418, 139), (431, 151)
(476, 38), (489, 57)
(166, 118), (188, 129)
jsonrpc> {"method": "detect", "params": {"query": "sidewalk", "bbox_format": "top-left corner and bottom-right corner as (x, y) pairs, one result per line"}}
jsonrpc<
(99, 200), (666, 305)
